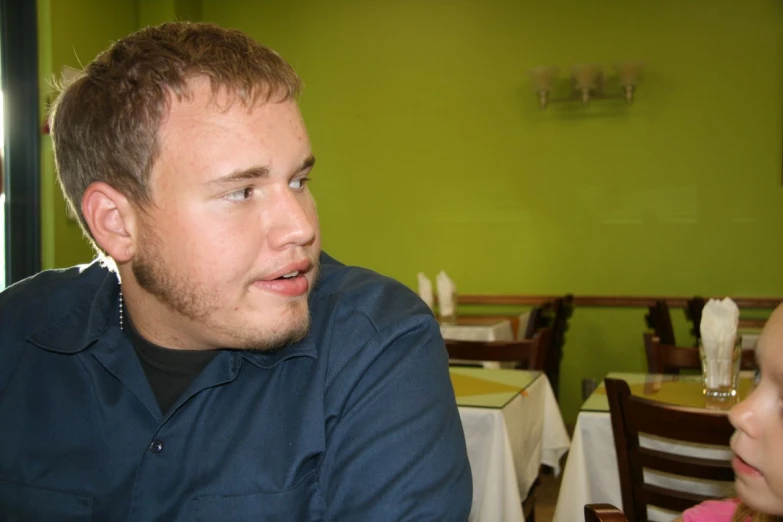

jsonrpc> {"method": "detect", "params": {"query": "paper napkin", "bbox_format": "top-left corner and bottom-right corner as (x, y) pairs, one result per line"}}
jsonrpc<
(700, 297), (740, 359)
(417, 273), (434, 311)
(436, 271), (457, 318)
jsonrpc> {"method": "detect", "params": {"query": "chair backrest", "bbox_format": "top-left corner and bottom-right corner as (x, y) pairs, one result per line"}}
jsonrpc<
(643, 333), (699, 374)
(584, 504), (628, 522)
(546, 294), (574, 398)
(521, 301), (554, 340)
(605, 378), (735, 521)
(643, 333), (757, 374)
(445, 328), (552, 370)
(644, 300), (676, 346)
(684, 296), (706, 346)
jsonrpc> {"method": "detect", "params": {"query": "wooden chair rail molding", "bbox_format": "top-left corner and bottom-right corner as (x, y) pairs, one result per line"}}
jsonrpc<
(452, 294), (782, 309)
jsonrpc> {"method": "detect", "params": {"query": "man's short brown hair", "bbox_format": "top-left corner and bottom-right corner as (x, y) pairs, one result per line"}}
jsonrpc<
(50, 22), (302, 248)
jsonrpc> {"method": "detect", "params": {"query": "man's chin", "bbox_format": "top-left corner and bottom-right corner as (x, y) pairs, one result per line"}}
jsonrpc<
(234, 312), (311, 352)
(241, 326), (310, 353)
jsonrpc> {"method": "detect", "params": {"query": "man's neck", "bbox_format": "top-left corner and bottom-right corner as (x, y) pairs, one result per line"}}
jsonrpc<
(118, 272), (214, 351)
(123, 310), (219, 415)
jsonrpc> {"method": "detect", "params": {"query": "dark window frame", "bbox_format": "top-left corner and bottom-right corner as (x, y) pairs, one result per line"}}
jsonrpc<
(1, 0), (41, 286)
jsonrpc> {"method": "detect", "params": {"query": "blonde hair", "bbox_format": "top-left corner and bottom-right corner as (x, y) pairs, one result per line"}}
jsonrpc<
(49, 22), (301, 250)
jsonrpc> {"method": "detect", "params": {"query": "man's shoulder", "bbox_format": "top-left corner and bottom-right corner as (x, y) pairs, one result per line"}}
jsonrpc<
(0, 262), (111, 389)
(314, 252), (433, 332)
(0, 262), (109, 326)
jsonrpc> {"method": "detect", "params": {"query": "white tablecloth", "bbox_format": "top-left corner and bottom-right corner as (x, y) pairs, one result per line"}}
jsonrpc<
(441, 320), (515, 342)
(460, 374), (570, 522)
(442, 319), (517, 369)
(553, 375), (735, 522)
(741, 332), (759, 349)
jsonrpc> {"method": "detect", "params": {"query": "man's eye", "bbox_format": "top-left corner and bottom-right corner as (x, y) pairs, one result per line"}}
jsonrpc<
(289, 178), (310, 190)
(225, 187), (253, 201)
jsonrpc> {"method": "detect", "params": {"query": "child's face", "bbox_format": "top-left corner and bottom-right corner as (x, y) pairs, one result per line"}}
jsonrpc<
(730, 306), (783, 515)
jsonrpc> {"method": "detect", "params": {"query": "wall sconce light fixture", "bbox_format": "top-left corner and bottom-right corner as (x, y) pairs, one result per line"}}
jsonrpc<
(529, 62), (644, 109)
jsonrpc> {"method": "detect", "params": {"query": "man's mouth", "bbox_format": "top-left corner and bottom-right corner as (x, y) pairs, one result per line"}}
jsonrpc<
(265, 260), (312, 281)
(251, 261), (314, 298)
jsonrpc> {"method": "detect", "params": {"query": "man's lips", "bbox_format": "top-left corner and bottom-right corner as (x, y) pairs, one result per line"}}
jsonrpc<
(252, 273), (309, 297)
(263, 260), (313, 281)
(251, 259), (314, 298)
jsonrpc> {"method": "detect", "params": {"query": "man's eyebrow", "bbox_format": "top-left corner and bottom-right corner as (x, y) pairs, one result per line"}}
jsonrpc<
(207, 166), (270, 186)
(299, 155), (316, 172)
(207, 156), (315, 187)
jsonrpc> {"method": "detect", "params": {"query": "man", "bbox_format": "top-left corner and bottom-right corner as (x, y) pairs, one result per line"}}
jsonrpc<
(0, 22), (472, 520)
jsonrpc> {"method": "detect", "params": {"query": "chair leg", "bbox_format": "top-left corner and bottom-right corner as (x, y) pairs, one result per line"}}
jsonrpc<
(522, 493), (536, 522)
(522, 474), (540, 522)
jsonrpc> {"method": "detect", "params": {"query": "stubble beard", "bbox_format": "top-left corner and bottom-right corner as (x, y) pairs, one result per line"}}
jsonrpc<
(131, 233), (318, 351)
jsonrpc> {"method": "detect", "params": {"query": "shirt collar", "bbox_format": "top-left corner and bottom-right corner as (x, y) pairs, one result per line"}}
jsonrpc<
(27, 262), (121, 354)
(27, 262), (320, 364)
(239, 337), (317, 368)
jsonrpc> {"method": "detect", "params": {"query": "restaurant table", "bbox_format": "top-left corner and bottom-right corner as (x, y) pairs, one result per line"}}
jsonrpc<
(440, 316), (516, 342)
(451, 367), (570, 522)
(740, 331), (760, 349)
(441, 316), (523, 369)
(552, 372), (753, 522)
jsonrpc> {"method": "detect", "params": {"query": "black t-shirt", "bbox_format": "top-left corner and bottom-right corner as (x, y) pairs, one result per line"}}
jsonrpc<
(125, 315), (219, 415)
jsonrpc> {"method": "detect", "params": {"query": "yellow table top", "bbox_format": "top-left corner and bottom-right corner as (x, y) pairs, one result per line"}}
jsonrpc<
(582, 372), (754, 413)
(449, 367), (540, 408)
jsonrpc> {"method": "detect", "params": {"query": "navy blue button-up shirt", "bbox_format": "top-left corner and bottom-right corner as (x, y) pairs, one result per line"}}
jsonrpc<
(0, 253), (471, 521)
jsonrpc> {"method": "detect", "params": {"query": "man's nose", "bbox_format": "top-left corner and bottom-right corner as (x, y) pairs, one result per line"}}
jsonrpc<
(265, 188), (317, 249)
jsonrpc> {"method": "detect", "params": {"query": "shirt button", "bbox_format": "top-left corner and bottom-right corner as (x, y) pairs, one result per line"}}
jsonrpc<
(148, 439), (164, 454)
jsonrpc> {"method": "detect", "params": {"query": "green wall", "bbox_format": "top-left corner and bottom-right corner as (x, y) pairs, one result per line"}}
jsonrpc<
(201, 0), (783, 423)
(38, 0), (202, 268)
(39, 0), (140, 268)
(138, 0), (201, 27)
(40, 0), (783, 423)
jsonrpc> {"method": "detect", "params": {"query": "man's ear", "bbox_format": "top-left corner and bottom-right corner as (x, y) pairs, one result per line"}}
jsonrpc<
(81, 182), (138, 263)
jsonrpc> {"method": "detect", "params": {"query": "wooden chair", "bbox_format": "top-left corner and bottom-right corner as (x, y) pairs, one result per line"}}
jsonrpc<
(643, 333), (757, 374)
(520, 301), (554, 340)
(522, 489), (537, 522)
(644, 300), (676, 346)
(518, 307), (557, 522)
(684, 296), (706, 346)
(445, 328), (552, 370)
(584, 504), (628, 522)
(605, 378), (735, 521)
(546, 294), (573, 399)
